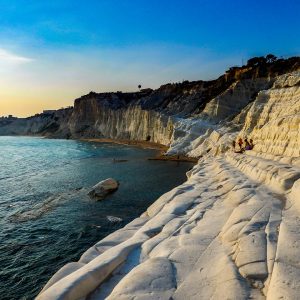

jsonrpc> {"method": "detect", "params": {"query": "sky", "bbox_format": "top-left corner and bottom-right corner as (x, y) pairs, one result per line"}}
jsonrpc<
(0, 0), (299, 117)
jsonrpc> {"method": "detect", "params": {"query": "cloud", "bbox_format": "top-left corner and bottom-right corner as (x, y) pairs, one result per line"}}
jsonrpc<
(0, 48), (33, 64)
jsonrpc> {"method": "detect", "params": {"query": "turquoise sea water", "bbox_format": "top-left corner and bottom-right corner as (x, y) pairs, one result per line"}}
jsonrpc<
(0, 136), (193, 299)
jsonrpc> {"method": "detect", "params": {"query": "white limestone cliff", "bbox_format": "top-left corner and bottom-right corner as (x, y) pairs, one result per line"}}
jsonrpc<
(68, 103), (174, 145)
(169, 71), (300, 158)
(167, 77), (273, 157)
(37, 71), (300, 300)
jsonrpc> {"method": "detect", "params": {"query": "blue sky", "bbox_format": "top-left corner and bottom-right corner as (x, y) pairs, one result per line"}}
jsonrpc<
(0, 0), (299, 116)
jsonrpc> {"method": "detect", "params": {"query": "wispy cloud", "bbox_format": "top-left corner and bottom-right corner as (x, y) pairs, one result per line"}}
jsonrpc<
(0, 48), (33, 64)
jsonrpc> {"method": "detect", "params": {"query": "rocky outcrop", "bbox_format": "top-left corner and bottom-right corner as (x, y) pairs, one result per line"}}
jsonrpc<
(198, 78), (272, 122)
(0, 108), (73, 138)
(240, 72), (300, 157)
(37, 69), (300, 299)
(169, 70), (300, 158)
(88, 178), (119, 200)
(68, 98), (174, 145)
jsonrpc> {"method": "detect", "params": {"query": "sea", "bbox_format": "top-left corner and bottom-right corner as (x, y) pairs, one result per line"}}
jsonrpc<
(0, 136), (194, 299)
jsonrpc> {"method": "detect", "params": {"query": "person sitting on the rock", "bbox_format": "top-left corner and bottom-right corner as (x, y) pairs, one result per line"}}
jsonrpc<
(249, 139), (254, 150)
(244, 138), (251, 150)
(233, 140), (244, 153)
(238, 138), (243, 150)
(232, 140), (236, 151)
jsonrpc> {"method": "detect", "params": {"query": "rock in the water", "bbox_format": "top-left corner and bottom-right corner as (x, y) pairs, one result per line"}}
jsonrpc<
(88, 178), (119, 200)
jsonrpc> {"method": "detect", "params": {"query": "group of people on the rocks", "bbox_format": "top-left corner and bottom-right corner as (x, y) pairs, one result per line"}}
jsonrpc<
(232, 137), (254, 153)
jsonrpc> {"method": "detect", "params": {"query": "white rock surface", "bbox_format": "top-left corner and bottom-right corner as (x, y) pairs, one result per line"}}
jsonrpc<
(38, 72), (300, 300)
(88, 178), (119, 200)
(168, 71), (300, 158)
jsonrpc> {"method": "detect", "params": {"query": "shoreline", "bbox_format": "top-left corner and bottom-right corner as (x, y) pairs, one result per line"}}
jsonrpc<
(81, 138), (169, 152)
(2, 135), (198, 163)
(82, 138), (198, 163)
(148, 154), (198, 163)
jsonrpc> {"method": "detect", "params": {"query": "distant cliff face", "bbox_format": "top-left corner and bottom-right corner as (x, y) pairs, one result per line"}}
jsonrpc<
(0, 108), (73, 137)
(1, 56), (299, 150)
(68, 96), (174, 145)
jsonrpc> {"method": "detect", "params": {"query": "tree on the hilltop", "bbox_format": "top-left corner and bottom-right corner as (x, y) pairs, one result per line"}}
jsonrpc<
(247, 56), (267, 67)
(266, 54), (277, 63)
(138, 84), (142, 91)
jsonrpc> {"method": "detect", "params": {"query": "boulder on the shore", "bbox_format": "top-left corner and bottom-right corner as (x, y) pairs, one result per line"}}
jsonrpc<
(88, 178), (119, 200)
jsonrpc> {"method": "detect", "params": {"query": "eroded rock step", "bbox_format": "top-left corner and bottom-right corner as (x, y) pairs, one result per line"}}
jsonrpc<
(226, 152), (300, 193)
(37, 154), (300, 300)
(226, 152), (300, 299)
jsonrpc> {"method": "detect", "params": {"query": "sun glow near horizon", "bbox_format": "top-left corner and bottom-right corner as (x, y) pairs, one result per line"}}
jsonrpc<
(0, 0), (299, 117)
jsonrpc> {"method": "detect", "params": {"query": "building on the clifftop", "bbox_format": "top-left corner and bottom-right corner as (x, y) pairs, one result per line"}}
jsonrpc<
(0, 115), (16, 119)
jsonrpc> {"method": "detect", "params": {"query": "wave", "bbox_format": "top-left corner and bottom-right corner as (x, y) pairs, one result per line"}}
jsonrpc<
(10, 189), (85, 222)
